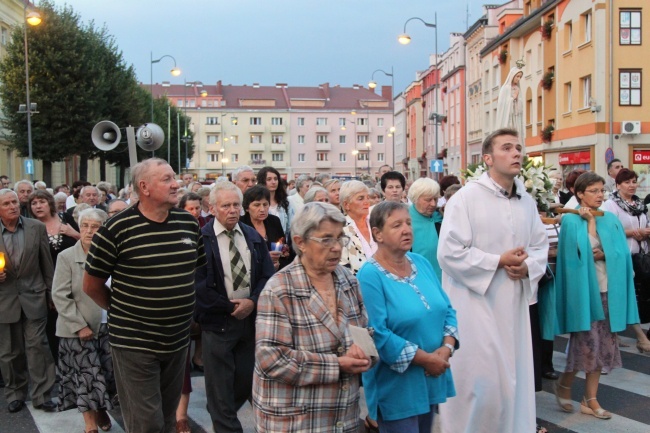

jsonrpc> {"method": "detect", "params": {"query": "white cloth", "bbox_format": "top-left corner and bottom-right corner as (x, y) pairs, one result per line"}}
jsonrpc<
(212, 218), (251, 300)
(65, 194), (76, 210)
(437, 172), (549, 433)
(603, 199), (649, 254)
(495, 67), (525, 153)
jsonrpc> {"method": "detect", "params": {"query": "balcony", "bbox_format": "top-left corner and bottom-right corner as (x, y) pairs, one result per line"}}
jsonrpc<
(315, 142), (331, 151)
(315, 125), (331, 133)
(249, 159), (267, 166)
(206, 160), (223, 170)
(271, 143), (287, 152)
(249, 143), (266, 152)
(355, 124), (370, 133)
(316, 160), (332, 169)
(270, 160), (286, 168)
(249, 125), (266, 133)
(270, 125), (287, 133)
(206, 144), (224, 152)
(355, 142), (372, 151)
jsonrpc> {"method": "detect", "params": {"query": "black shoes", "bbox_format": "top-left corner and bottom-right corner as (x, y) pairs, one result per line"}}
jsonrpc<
(542, 371), (559, 380)
(8, 400), (25, 413)
(33, 400), (57, 412)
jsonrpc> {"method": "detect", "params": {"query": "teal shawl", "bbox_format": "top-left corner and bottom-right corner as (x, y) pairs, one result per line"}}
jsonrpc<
(555, 212), (640, 334)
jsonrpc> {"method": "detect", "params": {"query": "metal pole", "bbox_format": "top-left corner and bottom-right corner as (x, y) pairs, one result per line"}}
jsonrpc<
(177, 112), (181, 175)
(434, 12), (439, 181)
(23, 2), (33, 181)
(167, 102), (171, 164)
(391, 66), (395, 169)
(150, 51), (154, 122)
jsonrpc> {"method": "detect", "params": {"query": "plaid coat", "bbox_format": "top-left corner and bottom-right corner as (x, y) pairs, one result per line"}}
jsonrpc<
(253, 260), (368, 433)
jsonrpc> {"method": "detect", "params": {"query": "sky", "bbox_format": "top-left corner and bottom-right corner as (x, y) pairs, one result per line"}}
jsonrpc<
(49, 0), (487, 95)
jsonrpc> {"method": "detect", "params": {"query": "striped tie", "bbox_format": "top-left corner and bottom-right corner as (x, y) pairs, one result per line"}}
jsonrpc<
(226, 230), (248, 291)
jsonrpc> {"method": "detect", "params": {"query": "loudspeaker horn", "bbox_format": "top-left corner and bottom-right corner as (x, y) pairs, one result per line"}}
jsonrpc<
(136, 123), (164, 152)
(91, 121), (122, 151)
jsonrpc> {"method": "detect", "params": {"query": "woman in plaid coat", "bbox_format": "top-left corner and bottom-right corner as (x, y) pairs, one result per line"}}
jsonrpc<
(253, 202), (372, 433)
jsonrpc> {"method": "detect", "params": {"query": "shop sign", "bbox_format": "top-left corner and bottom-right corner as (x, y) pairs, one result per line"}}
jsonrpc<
(558, 151), (590, 165)
(633, 150), (650, 164)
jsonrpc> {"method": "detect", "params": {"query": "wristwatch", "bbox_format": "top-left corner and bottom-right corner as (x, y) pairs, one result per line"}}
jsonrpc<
(443, 343), (455, 357)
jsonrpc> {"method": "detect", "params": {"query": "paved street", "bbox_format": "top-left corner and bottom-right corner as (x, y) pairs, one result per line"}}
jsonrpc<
(1, 325), (648, 433)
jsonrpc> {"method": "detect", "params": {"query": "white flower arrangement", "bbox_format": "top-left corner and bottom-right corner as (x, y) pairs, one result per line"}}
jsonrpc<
(463, 157), (556, 213)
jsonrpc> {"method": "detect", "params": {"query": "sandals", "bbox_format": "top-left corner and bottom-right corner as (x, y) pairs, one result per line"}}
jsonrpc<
(176, 418), (191, 433)
(97, 409), (112, 431)
(364, 416), (379, 433)
(552, 381), (574, 413)
(536, 425), (548, 433)
(580, 397), (612, 420)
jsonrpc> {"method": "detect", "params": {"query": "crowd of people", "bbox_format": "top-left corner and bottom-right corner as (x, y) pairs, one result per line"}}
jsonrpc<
(0, 126), (648, 433)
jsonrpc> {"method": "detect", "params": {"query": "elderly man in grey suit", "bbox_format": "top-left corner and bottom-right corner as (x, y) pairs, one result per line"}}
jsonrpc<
(0, 189), (56, 413)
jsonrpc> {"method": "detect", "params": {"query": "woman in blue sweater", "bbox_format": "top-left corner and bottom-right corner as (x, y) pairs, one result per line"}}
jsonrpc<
(357, 201), (459, 433)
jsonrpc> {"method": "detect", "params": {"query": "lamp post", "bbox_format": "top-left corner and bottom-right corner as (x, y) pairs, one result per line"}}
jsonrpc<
(150, 53), (180, 122)
(352, 149), (359, 178)
(182, 80), (204, 174)
(21, 1), (41, 181)
(369, 67), (395, 168)
(398, 15), (438, 177)
(365, 141), (371, 174)
(221, 147), (227, 175)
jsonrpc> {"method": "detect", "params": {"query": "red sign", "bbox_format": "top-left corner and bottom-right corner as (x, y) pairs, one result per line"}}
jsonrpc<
(633, 150), (650, 164)
(558, 151), (590, 165)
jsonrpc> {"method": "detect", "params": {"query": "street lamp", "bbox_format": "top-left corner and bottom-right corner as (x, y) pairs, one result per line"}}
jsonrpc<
(398, 15), (438, 178)
(369, 67), (395, 167)
(182, 80), (205, 174)
(150, 53), (180, 122)
(221, 146), (227, 175)
(20, 1), (41, 181)
(352, 149), (359, 178)
(365, 141), (371, 174)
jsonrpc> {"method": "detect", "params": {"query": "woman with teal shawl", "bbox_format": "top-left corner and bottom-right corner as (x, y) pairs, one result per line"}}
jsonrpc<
(553, 172), (640, 420)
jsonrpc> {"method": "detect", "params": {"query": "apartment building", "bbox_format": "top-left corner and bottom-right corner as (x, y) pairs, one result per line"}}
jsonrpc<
(393, 92), (407, 173)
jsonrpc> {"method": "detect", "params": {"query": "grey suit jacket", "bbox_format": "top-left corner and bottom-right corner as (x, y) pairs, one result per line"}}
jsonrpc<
(52, 241), (104, 338)
(0, 217), (54, 323)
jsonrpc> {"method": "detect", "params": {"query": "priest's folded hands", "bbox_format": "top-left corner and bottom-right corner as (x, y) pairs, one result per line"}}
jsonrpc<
(499, 247), (529, 280)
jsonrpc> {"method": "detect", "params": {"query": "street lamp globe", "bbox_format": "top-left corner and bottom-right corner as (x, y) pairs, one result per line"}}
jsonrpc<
(398, 34), (411, 45)
(200, 89), (208, 97)
(26, 11), (41, 26)
(170, 67), (181, 77)
(368, 81), (377, 89)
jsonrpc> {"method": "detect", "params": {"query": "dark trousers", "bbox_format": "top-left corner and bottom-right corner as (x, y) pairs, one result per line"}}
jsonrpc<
(0, 314), (55, 406)
(112, 346), (187, 433)
(530, 303), (556, 392)
(203, 315), (255, 433)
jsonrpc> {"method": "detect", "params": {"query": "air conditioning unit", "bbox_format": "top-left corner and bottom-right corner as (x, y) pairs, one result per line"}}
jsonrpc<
(622, 120), (641, 135)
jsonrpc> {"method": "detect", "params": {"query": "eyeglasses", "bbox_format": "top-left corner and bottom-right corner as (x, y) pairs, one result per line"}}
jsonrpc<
(584, 189), (606, 195)
(308, 235), (350, 248)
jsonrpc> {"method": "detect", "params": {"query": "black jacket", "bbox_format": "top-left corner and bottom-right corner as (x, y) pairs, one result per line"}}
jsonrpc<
(194, 220), (275, 332)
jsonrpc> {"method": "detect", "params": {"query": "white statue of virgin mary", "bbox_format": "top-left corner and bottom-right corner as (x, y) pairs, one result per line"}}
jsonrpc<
(495, 67), (525, 153)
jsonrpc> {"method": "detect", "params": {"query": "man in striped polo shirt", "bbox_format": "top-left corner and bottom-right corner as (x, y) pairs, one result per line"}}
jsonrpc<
(83, 158), (206, 433)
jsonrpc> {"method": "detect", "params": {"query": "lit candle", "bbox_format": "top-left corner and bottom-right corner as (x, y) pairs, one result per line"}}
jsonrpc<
(0, 252), (5, 273)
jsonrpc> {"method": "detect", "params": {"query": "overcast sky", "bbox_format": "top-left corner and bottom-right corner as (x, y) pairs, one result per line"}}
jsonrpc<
(49, 0), (486, 94)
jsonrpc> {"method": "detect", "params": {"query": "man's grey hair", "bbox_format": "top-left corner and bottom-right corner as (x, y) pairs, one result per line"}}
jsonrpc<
(80, 185), (99, 196)
(295, 175), (313, 191)
(339, 180), (369, 207)
(290, 202), (345, 256)
(232, 165), (254, 182)
(303, 186), (328, 204)
(196, 187), (211, 198)
(53, 192), (67, 202)
(72, 203), (92, 224)
(407, 178), (441, 203)
(314, 173), (331, 185)
(78, 208), (108, 227)
(131, 158), (169, 196)
(34, 181), (46, 189)
(107, 198), (128, 211)
(209, 180), (243, 206)
(0, 188), (17, 199)
(13, 180), (33, 191)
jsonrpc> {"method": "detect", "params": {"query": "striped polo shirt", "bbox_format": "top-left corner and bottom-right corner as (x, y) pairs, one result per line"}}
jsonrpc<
(85, 204), (206, 353)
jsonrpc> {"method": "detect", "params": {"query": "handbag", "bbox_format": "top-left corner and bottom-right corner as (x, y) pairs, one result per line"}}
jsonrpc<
(632, 241), (650, 281)
(632, 241), (650, 323)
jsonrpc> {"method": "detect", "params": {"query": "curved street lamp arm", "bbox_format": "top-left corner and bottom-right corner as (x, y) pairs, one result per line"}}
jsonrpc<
(371, 69), (393, 81)
(402, 16), (436, 33)
(151, 54), (177, 67)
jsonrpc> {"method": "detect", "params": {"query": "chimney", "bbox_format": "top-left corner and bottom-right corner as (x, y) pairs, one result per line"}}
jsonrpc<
(381, 85), (393, 101)
(275, 83), (288, 88)
(321, 82), (330, 99)
(253, 83), (260, 88)
(352, 84), (360, 90)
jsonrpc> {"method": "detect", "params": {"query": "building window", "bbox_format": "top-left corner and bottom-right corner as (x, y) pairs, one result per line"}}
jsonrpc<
(377, 135), (384, 145)
(620, 70), (642, 106)
(206, 135), (219, 144)
(493, 65), (499, 88)
(357, 134), (369, 144)
(251, 153), (263, 161)
(231, 154), (239, 162)
(564, 21), (573, 51)
(316, 135), (328, 143)
(250, 134), (262, 144)
(297, 135), (305, 144)
(316, 117), (328, 125)
(339, 135), (346, 144)
(206, 117), (219, 125)
(564, 82), (572, 112)
(377, 153), (385, 162)
(298, 153), (305, 162)
(208, 153), (220, 162)
(271, 135), (283, 144)
(582, 12), (592, 44)
(358, 152), (369, 161)
(317, 153), (328, 161)
(297, 117), (305, 126)
(357, 117), (368, 126)
(188, 99), (196, 108)
(230, 135), (238, 145)
(271, 117), (283, 125)
(272, 153), (284, 162)
(339, 118), (346, 126)
(620, 10), (641, 45)
(581, 75), (592, 108)
(250, 117), (262, 125)
(339, 153), (347, 162)
(377, 118), (384, 127)
(1, 28), (7, 46)
(177, 99), (183, 107)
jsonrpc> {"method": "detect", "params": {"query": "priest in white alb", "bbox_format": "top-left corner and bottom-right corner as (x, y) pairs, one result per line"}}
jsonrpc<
(437, 128), (549, 433)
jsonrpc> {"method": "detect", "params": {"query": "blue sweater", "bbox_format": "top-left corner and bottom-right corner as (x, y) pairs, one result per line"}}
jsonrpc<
(358, 252), (457, 421)
(408, 206), (442, 282)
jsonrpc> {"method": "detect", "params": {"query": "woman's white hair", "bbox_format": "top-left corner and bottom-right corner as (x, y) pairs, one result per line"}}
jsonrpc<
(78, 208), (108, 226)
(339, 180), (369, 207)
(303, 186), (328, 204)
(290, 202), (345, 255)
(407, 178), (441, 203)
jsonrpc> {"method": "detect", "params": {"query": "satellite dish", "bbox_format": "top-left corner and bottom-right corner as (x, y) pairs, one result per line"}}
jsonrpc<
(91, 121), (122, 151)
(136, 123), (164, 151)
